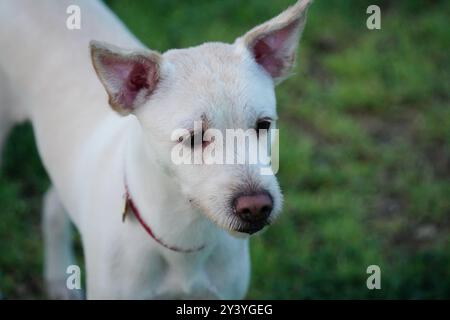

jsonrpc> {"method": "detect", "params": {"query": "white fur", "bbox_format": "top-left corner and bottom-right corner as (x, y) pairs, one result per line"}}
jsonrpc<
(0, 0), (310, 299)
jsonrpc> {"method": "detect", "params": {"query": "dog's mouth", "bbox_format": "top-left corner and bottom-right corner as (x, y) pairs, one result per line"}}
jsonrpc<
(189, 197), (273, 235)
(218, 214), (272, 236)
(232, 219), (271, 235)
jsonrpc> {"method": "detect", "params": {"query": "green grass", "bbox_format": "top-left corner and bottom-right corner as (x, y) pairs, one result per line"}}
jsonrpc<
(1, 0), (449, 299)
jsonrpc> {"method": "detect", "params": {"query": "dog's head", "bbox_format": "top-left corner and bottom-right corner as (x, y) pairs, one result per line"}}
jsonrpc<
(91, 0), (311, 235)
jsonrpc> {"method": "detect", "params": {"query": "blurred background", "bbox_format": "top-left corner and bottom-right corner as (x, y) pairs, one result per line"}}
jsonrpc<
(0, 0), (449, 299)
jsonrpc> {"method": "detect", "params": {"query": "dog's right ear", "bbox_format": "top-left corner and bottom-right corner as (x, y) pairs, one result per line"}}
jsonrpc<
(90, 41), (161, 116)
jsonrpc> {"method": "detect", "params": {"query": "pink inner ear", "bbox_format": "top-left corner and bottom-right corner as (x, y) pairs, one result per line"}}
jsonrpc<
(252, 20), (299, 78)
(100, 55), (157, 110)
(254, 40), (284, 78)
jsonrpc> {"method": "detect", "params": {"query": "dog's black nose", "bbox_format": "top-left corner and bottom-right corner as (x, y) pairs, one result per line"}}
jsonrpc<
(234, 193), (273, 223)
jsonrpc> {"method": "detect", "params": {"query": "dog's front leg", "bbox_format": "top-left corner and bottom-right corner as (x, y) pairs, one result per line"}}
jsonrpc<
(42, 187), (83, 300)
(0, 77), (12, 167)
(0, 122), (10, 168)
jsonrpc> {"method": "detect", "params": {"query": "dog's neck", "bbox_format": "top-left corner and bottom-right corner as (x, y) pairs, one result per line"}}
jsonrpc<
(123, 118), (217, 251)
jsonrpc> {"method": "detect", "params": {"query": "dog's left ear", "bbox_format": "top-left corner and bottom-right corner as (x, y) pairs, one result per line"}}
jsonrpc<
(90, 41), (161, 116)
(237, 0), (311, 84)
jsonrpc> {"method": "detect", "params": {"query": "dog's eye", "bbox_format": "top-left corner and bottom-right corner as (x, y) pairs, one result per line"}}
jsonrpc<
(190, 130), (204, 149)
(256, 119), (272, 132)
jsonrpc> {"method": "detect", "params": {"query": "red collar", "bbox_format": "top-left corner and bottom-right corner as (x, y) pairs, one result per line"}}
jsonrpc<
(123, 186), (205, 253)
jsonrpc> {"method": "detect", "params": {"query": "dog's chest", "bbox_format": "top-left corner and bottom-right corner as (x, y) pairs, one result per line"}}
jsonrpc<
(151, 250), (222, 299)
(119, 242), (247, 299)
(104, 221), (249, 299)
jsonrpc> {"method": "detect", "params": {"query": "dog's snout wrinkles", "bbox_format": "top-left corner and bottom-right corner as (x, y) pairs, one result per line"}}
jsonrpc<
(234, 193), (273, 223)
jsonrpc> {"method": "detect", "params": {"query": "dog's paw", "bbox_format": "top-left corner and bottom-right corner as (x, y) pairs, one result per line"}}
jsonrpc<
(46, 280), (85, 300)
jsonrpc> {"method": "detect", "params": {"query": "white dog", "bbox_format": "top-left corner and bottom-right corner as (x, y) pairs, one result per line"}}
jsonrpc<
(0, 0), (310, 299)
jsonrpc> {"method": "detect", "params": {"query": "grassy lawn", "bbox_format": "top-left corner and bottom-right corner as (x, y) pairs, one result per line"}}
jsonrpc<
(0, 0), (449, 299)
